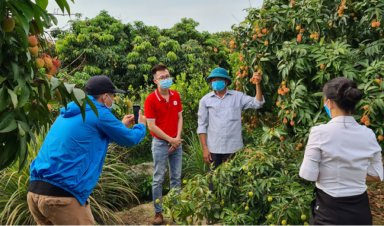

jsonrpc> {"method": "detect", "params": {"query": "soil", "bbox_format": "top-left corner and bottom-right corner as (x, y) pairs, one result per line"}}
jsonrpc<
(117, 201), (174, 225)
(368, 180), (384, 225)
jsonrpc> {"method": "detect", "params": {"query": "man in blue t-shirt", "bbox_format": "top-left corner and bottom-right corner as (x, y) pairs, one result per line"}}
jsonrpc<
(27, 76), (147, 225)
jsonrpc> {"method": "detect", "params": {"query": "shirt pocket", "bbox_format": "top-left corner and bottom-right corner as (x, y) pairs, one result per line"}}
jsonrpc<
(229, 107), (241, 121)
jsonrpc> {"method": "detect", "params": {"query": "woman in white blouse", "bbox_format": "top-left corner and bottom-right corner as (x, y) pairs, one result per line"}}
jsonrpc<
(300, 77), (383, 225)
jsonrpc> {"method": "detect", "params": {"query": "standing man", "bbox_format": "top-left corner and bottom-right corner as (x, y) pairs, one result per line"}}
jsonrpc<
(145, 65), (183, 225)
(27, 76), (147, 225)
(198, 68), (265, 171)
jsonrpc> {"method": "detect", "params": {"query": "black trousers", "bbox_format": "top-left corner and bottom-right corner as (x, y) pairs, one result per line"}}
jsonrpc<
(208, 152), (236, 191)
(311, 187), (372, 225)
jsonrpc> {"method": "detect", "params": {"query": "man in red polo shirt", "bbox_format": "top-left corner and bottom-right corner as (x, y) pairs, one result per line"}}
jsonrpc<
(145, 64), (183, 225)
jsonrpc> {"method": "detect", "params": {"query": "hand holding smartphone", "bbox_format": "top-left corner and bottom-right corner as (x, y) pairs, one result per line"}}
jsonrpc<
(133, 105), (140, 124)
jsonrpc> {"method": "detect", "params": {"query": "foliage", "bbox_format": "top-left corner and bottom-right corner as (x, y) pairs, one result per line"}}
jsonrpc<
(0, 127), (138, 225)
(181, 129), (208, 178)
(54, 11), (234, 90)
(0, 0), (99, 171)
(164, 133), (313, 225)
(228, 0), (384, 149)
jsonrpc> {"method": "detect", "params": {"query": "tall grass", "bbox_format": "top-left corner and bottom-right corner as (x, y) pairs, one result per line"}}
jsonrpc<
(182, 131), (208, 178)
(0, 127), (137, 225)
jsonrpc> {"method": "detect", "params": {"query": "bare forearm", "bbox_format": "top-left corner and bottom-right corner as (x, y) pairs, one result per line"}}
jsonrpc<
(199, 133), (208, 150)
(256, 84), (262, 102)
(177, 115), (183, 138)
(149, 124), (172, 142)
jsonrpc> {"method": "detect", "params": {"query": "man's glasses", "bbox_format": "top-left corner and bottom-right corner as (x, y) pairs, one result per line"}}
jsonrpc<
(156, 74), (171, 81)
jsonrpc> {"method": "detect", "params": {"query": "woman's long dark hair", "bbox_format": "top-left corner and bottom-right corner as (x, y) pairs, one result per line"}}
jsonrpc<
(323, 77), (363, 113)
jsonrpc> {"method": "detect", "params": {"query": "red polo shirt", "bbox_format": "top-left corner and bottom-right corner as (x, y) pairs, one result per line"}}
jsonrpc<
(144, 89), (182, 139)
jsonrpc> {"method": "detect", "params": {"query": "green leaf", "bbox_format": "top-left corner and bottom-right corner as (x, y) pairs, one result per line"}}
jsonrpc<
(11, 62), (20, 81)
(14, 26), (29, 50)
(55, 0), (71, 14)
(17, 85), (31, 109)
(19, 135), (27, 172)
(50, 77), (62, 91)
(11, 0), (34, 21)
(0, 76), (6, 84)
(0, 120), (17, 133)
(0, 112), (15, 130)
(7, 89), (18, 108)
(17, 122), (26, 136)
(85, 96), (99, 118)
(36, 0), (48, 9)
(73, 88), (86, 104)
(64, 83), (76, 93)
(48, 13), (58, 25)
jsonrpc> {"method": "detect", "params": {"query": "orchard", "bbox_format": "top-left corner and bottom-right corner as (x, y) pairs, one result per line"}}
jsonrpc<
(0, 0), (384, 225)
(163, 0), (384, 224)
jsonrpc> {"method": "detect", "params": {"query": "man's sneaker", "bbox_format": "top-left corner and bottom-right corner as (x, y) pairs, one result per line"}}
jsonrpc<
(153, 212), (163, 225)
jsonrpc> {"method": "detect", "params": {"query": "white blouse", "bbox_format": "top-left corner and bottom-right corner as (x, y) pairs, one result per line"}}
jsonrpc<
(300, 116), (383, 197)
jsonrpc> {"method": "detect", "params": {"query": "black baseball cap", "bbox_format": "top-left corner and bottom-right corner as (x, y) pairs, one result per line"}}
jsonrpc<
(85, 75), (126, 95)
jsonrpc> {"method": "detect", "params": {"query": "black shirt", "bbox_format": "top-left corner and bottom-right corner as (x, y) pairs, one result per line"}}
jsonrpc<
(28, 181), (74, 197)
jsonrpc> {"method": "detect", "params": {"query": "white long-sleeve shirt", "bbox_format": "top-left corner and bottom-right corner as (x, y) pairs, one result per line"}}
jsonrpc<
(197, 89), (265, 154)
(300, 116), (383, 197)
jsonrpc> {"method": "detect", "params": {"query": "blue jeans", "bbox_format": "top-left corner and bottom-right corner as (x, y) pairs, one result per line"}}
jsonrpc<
(152, 137), (182, 213)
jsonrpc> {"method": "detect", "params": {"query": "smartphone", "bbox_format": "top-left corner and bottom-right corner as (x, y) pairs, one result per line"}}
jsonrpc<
(133, 105), (140, 124)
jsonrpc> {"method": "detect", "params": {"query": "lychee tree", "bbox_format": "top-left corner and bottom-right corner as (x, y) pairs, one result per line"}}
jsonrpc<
(0, 0), (97, 171)
(55, 12), (233, 90)
(229, 0), (384, 148)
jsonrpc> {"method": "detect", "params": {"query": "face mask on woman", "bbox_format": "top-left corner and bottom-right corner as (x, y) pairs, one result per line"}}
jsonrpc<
(324, 99), (332, 118)
(211, 81), (226, 91)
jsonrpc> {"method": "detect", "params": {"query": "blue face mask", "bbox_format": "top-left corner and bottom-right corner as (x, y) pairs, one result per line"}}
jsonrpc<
(324, 99), (332, 118)
(212, 81), (226, 91)
(160, 78), (172, 90)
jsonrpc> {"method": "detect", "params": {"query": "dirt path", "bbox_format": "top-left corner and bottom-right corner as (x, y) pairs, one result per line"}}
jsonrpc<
(117, 201), (174, 225)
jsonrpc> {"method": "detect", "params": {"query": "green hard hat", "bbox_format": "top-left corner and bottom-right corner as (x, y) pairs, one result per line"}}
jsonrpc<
(206, 67), (232, 86)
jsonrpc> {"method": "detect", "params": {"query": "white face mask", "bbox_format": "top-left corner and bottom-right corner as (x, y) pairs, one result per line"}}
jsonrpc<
(104, 94), (114, 110)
